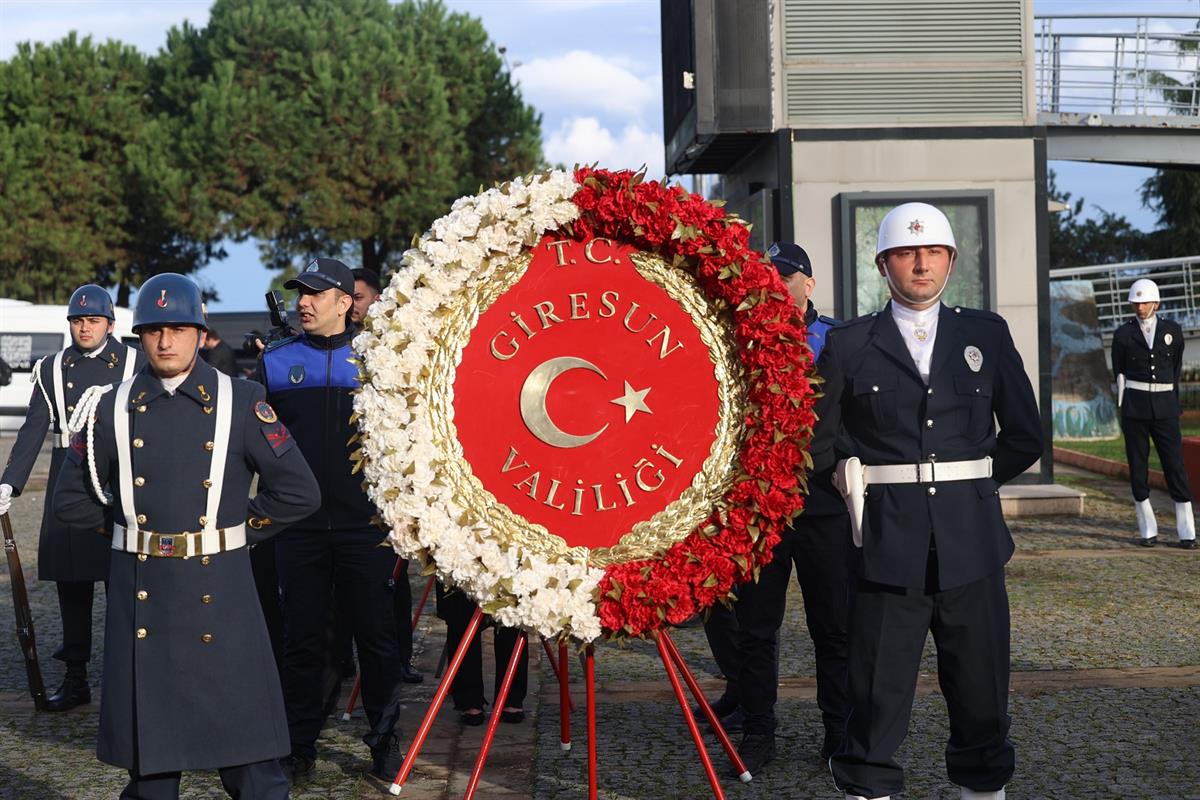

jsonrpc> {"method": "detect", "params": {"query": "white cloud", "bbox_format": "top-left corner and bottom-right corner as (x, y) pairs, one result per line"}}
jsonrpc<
(545, 116), (664, 177)
(517, 49), (659, 119)
(0, 2), (210, 59)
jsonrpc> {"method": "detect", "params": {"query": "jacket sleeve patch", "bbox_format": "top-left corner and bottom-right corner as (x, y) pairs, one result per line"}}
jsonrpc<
(261, 421), (295, 457)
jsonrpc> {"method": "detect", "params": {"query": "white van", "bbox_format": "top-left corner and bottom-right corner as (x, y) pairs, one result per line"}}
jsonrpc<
(0, 299), (137, 432)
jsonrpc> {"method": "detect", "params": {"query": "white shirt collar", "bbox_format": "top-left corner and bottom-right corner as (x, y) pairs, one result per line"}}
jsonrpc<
(890, 301), (941, 327)
(81, 337), (110, 358)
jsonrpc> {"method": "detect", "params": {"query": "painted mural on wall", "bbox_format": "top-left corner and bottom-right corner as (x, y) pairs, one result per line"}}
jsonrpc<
(1051, 280), (1120, 440)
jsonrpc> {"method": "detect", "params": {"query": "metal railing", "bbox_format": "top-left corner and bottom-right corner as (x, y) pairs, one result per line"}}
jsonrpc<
(1036, 13), (1200, 120)
(1049, 255), (1200, 335)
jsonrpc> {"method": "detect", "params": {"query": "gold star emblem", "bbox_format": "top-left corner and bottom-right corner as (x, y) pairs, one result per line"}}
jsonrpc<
(610, 381), (652, 423)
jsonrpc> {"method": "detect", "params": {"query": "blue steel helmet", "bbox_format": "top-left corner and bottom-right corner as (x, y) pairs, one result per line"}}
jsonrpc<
(132, 273), (207, 333)
(66, 284), (115, 320)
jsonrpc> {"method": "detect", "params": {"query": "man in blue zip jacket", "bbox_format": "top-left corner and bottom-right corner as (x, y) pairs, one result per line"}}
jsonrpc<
(258, 258), (404, 782)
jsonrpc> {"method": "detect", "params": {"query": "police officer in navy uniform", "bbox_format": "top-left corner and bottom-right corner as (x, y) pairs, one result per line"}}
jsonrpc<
(1111, 278), (1195, 548)
(0, 284), (144, 711)
(258, 258), (405, 781)
(813, 203), (1043, 800)
(722, 242), (853, 775)
(52, 273), (319, 800)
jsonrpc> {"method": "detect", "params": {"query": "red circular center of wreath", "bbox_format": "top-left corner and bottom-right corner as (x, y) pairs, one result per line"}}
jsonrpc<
(453, 234), (720, 550)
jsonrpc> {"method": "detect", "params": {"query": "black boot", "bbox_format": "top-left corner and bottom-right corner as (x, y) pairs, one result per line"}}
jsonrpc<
(46, 664), (91, 712)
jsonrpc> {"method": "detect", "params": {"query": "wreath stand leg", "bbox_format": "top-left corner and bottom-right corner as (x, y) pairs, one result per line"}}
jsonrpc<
(660, 630), (751, 783)
(462, 631), (528, 799)
(654, 631), (726, 800)
(585, 644), (598, 800)
(556, 640), (573, 749)
(539, 638), (576, 713)
(388, 606), (484, 795)
(344, 570), (437, 720)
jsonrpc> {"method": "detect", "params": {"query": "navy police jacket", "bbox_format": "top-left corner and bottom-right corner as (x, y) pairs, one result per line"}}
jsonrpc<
(1111, 316), (1185, 420)
(258, 328), (374, 529)
(801, 302), (846, 518)
(810, 303), (1043, 590)
(53, 361), (319, 773)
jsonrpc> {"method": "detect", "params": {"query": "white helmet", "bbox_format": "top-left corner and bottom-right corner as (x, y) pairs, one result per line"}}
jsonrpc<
(876, 202), (957, 259)
(1128, 278), (1160, 303)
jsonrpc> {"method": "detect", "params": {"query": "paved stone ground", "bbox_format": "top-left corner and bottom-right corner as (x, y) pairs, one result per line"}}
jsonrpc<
(1, 435), (1197, 799)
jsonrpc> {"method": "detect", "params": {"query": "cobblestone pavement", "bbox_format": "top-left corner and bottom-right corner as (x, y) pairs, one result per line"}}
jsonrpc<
(1, 437), (1197, 799)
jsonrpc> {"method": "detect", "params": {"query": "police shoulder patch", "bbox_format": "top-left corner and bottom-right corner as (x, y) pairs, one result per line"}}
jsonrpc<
(254, 400), (278, 424)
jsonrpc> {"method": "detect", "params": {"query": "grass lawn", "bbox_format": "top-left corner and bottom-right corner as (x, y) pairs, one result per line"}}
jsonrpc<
(1055, 420), (1200, 472)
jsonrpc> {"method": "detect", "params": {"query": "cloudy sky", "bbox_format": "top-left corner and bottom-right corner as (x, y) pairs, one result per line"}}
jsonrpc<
(0, 0), (1195, 309)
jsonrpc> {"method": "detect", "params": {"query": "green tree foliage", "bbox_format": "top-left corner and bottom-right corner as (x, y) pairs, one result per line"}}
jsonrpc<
(1047, 170), (1152, 268)
(160, 0), (543, 274)
(0, 35), (220, 304)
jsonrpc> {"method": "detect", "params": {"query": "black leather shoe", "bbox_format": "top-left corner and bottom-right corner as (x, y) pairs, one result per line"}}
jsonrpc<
(370, 733), (405, 781)
(693, 693), (738, 721)
(460, 710), (486, 726)
(1138, 536), (1157, 547)
(734, 732), (776, 777)
(720, 707), (745, 733)
(399, 662), (424, 684)
(281, 753), (315, 783)
(1180, 539), (1197, 549)
(45, 671), (91, 712)
(500, 708), (526, 724)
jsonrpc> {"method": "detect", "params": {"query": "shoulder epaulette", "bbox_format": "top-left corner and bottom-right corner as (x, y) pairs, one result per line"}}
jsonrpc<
(263, 334), (301, 355)
(838, 312), (878, 329)
(817, 314), (841, 327)
(951, 306), (1005, 324)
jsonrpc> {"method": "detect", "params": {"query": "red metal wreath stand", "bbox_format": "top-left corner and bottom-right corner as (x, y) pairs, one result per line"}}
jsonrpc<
(344, 564), (436, 720)
(386, 607), (752, 798)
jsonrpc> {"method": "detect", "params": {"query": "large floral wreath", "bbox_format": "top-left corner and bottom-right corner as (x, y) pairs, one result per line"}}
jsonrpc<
(353, 167), (816, 642)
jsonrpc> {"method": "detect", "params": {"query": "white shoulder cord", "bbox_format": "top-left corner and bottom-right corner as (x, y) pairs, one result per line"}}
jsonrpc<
(32, 356), (55, 423)
(68, 383), (117, 506)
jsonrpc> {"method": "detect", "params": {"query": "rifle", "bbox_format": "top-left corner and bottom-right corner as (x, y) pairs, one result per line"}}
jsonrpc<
(1, 512), (48, 710)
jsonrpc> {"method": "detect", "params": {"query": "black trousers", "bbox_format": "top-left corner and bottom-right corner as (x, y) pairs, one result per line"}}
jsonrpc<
(1122, 416), (1194, 503)
(53, 580), (102, 664)
(831, 568), (1014, 798)
(437, 583), (528, 711)
(392, 558), (414, 664)
(733, 513), (853, 735)
(276, 527), (403, 758)
(119, 759), (288, 800)
(249, 540), (283, 666)
(702, 600), (741, 703)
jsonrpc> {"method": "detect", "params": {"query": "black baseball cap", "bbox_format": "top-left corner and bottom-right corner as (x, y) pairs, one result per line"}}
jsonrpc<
(766, 242), (812, 278)
(286, 258), (354, 293)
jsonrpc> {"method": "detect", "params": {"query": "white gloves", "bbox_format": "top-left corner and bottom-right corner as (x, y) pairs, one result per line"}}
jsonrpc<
(0, 483), (13, 516)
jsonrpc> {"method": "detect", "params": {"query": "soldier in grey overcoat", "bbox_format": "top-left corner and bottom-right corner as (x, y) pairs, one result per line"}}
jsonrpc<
(54, 273), (320, 800)
(0, 285), (144, 710)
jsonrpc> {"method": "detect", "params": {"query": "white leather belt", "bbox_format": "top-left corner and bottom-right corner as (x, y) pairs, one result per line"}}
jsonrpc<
(112, 523), (246, 558)
(1125, 380), (1174, 393)
(862, 457), (992, 485)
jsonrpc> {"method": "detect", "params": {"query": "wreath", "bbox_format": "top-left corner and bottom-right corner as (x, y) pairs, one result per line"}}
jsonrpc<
(353, 167), (816, 642)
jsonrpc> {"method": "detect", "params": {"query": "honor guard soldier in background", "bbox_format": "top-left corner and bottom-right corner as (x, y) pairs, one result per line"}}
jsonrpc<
(53, 273), (319, 800)
(722, 242), (853, 775)
(1111, 278), (1195, 548)
(812, 203), (1043, 800)
(258, 258), (406, 781)
(0, 284), (144, 711)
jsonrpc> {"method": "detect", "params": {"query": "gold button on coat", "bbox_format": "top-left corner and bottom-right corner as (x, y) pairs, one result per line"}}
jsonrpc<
(136, 514), (147, 524)
(201, 556), (210, 566)
(201, 634), (213, 643)
(204, 441), (215, 451)
(134, 476), (145, 487)
(137, 405), (147, 413)
(133, 438), (144, 448)
(136, 590), (148, 600)
(136, 628), (148, 639)
(202, 479), (212, 489)
(199, 516), (208, 526)
(66, 381), (74, 389)
(138, 554), (148, 562)
(201, 594), (212, 604)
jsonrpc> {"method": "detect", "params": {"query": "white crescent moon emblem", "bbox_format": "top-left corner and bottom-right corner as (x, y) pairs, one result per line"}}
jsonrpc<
(519, 357), (610, 449)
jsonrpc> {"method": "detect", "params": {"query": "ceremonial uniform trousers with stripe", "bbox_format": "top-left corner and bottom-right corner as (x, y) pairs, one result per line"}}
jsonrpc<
(1, 339), (143, 665)
(811, 304), (1043, 798)
(53, 361), (319, 785)
(1111, 316), (1193, 505)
